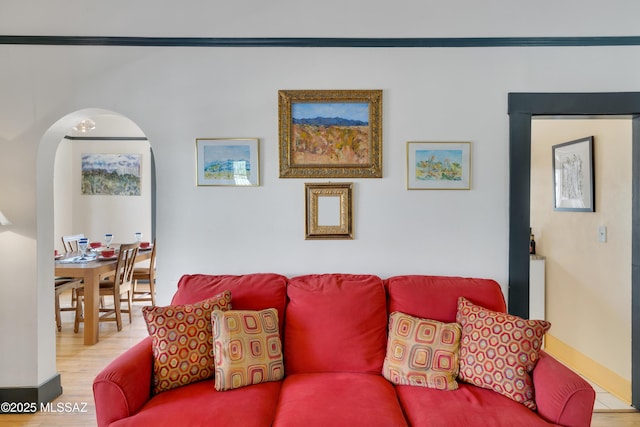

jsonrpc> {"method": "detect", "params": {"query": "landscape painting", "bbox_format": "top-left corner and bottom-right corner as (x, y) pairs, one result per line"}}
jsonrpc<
(196, 138), (260, 186)
(81, 153), (141, 196)
(407, 142), (471, 190)
(279, 90), (382, 178)
(292, 102), (370, 165)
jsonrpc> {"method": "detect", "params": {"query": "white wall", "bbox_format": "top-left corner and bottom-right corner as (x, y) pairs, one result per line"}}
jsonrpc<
(54, 141), (74, 251)
(1, 0), (640, 392)
(2, 0), (639, 38)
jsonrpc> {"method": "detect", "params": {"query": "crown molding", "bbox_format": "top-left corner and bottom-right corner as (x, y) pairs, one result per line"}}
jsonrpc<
(1, 35), (640, 48)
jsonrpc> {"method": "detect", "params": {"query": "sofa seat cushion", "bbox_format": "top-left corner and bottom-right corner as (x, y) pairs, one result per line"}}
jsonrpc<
(172, 274), (288, 331)
(285, 274), (388, 374)
(396, 382), (555, 427)
(110, 379), (282, 427)
(386, 275), (506, 323)
(273, 373), (408, 427)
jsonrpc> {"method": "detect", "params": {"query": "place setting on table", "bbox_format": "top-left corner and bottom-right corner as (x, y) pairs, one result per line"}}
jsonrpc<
(55, 233), (152, 264)
(54, 232), (154, 345)
(134, 232), (154, 252)
(55, 237), (99, 264)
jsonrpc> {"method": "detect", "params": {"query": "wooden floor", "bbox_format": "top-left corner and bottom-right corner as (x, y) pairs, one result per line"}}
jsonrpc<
(1, 289), (640, 426)
(0, 291), (150, 427)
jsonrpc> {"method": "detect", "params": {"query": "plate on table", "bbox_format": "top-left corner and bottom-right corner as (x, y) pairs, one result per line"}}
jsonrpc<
(97, 255), (117, 261)
(139, 245), (153, 251)
(54, 254), (63, 260)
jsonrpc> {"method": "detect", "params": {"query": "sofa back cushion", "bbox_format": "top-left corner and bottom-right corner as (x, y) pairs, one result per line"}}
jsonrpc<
(172, 274), (288, 332)
(284, 274), (388, 375)
(385, 275), (506, 323)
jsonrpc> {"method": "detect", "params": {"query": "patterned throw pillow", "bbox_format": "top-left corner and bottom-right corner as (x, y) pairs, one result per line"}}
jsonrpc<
(212, 308), (284, 391)
(456, 297), (551, 410)
(383, 311), (461, 390)
(142, 291), (232, 394)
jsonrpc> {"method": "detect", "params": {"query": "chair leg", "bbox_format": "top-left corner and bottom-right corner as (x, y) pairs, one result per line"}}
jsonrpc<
(126, 290), (132, 323)
(74, 294), (82, 334)
(55, 293), (62, 332)
(114, 293), (122, 331)
(133, 278), (156, 306)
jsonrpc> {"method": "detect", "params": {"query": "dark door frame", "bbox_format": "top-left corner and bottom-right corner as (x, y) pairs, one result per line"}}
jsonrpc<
(508, 92), (640, 407)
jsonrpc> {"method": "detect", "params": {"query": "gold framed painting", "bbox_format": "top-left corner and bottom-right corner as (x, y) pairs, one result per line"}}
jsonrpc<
(279, 89), (382, 178)
(305, 182), (353, 240)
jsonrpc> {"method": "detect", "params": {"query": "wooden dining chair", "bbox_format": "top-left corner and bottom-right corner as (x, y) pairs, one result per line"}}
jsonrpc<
(74, 242), (139, 333)
(132, 239), (157, 306)
(54, 277), (83, 332)
(59, 233), (90, 308)
(61, 233), (86, 253)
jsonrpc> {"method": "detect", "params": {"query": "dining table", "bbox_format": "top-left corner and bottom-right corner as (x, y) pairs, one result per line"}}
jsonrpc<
(54, 245), (153, 345)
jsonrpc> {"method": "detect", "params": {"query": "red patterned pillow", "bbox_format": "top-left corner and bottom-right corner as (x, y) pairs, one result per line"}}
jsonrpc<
(456, 297), (551, 410)
(142, 291), (232, 394)
(383, 312), (461, 390)
(212, 308), (284, 391)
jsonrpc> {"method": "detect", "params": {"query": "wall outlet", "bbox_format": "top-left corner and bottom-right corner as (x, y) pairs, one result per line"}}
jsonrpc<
(598, 226), (607, 243)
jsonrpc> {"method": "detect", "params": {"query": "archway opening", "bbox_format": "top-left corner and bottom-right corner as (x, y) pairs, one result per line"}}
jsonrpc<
(37, 108), (155, 396)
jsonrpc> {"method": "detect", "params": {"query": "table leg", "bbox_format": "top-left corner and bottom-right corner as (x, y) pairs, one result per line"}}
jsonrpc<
(83, 272), (100, 345)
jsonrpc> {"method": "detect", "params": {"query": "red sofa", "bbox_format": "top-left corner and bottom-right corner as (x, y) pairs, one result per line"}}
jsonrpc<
(93, 273), (595, 427)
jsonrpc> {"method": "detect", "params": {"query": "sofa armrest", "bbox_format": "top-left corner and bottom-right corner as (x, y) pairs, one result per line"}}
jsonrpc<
(532, 351), (596, 427)
(93, 337), (153, 427)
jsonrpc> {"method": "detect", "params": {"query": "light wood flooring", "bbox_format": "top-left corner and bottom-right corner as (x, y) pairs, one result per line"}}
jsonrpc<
(1, 289), (639, 426)
(0, 291), (150, 427)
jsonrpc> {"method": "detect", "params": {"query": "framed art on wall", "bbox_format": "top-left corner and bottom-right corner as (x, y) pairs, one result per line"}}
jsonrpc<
(406, 141), (471, 190)
(81, 153), (141, 196)
(279, 89), (382, 178)
(305, 182), (353, 240)
(196, 138), (260, 186)
(552, 136), (594, 212)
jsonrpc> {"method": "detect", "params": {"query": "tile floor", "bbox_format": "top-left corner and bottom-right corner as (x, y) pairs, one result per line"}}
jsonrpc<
(587, 379), (636, 412)
(546, 350), (636, 412)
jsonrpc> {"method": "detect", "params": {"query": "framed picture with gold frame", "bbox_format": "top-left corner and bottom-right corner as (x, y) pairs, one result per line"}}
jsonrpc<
(279, 89), (382, 178)
(305, 182), (353, 240)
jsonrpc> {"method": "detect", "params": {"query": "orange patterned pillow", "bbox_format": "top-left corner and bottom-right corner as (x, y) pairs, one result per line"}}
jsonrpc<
(142, 291), (232, 394)
(456, 297), (551, 410)
(383, 311), (461, 390)
(212, 308), (284, 391)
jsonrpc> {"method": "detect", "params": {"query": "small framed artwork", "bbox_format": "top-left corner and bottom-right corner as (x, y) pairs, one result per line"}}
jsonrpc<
(406, 141), (471, 190)
(82, 153), (141, 196)
(196, 138), (260, 186)
(305, 182), (353, 240)
(552, 136), (594, 212)
(279, 89), (382, 178)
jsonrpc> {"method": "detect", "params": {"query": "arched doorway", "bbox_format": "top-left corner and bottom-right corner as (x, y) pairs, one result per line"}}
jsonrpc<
(36, 108), (155, 400)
